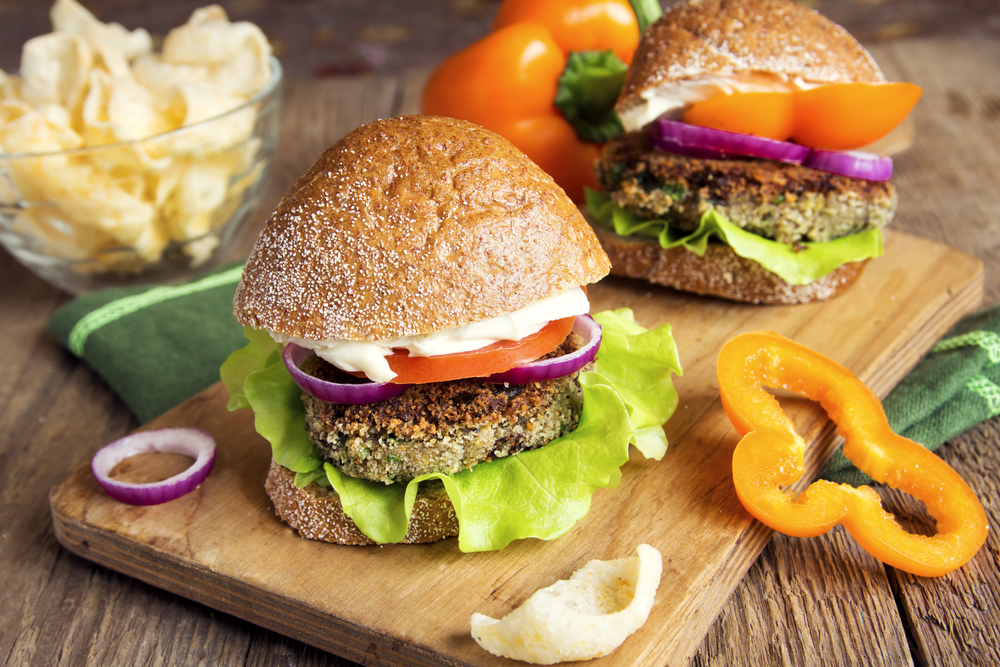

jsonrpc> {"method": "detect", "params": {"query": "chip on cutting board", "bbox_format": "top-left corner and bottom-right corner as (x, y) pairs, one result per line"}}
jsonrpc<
(470, 544), (662, 664)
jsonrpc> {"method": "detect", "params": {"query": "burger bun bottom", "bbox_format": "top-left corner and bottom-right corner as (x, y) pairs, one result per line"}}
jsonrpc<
(264, 459), (459, 545)
(590, 221), (867, 305)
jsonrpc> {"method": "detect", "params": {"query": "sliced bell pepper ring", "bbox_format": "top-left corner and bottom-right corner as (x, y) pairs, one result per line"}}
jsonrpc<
(791, 82), (923, 150)
(422, 0), (648, 203)
(681, 82), (923, 151)
(681, 91), (796, 141)
(717, 331), (988, 578)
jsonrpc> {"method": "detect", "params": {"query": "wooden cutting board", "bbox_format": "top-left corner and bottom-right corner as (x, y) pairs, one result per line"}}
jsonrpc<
(50, 229), (982, 667)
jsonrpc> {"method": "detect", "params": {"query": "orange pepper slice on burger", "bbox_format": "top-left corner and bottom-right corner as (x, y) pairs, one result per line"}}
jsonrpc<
(682, 82), (923, 151)
(717, 331), (988, 578)
(680, 91), (796, 141)
(791, 82), (923, 150)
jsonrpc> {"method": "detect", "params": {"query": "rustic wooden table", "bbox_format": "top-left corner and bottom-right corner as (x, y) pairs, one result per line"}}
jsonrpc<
(2, 1), (999, 665)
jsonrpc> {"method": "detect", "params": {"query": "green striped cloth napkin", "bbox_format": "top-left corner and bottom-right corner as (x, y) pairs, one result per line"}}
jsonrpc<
(48, 262), (248, 423)
(819, 304), (1000, 486)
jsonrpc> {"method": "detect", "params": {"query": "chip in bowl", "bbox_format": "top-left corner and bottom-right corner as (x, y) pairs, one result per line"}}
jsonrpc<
(0, 0), (281, 293)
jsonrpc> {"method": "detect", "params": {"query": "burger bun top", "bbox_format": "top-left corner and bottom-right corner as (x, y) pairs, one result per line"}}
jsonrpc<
(233, 114), (611, 342)
(618, 0), (886, 118)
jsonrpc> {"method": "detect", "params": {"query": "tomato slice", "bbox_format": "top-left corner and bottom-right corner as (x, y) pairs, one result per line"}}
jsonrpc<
(381, 316), (576, 384)
(682, 91), (795, 141)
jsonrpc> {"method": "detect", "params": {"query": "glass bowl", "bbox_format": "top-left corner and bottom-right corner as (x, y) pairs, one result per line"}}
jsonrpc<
(0, 57), (283, 294)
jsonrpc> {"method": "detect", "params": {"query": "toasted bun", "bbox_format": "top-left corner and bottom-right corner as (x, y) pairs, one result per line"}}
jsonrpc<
(264, 459), (459, 545)
(618, 0), (885, 117)
(590, 222), (866, 305)
(234, 114), (611, 342)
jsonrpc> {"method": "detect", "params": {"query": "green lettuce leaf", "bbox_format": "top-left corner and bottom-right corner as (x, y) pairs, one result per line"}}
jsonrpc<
(584, 309), (681, 459)
(220, 326), (282, 411)
(585, 189), (884, 285)
(220, 309), (682, 552)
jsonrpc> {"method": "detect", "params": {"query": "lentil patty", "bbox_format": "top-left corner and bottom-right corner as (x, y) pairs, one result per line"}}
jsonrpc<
(597, 131), (897, 244)
(301, 334), (586, 484)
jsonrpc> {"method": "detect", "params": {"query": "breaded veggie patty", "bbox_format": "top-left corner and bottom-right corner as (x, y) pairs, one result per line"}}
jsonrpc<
(597, 132), (897, 245)
(302, 334), (586, 485)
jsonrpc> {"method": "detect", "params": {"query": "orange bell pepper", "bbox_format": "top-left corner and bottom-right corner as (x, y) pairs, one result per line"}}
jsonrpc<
(421, 0), (642, 203)
(717, 331), (988, 578)
(494, 0), (640, 65)
(681, 82), (923, 150)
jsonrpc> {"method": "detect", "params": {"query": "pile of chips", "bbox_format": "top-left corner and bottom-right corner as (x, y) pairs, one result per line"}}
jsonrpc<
(0, 0), (277, 276)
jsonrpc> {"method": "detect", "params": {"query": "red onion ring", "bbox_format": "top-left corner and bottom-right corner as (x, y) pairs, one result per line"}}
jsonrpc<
(804, 149), (893, 182)
(91, 428), (216, 505)
(283, 344), (412, 404)
(650, 118), (893, 182)
(650, 118), (811, 165)
(484, 315), (602, 384)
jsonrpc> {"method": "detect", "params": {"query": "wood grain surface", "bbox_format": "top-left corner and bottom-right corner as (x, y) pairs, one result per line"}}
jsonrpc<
(49, 227), (981, 667)
(3, 10), (1000, 667)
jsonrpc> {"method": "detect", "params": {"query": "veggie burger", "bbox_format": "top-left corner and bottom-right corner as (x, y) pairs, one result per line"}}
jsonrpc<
(587, 0), (922, 304)
(223, 115), (681, 552)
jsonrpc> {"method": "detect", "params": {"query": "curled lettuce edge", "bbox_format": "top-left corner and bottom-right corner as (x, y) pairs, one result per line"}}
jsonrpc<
(584, 188), (884, 286)
(220, 309), (682, 552)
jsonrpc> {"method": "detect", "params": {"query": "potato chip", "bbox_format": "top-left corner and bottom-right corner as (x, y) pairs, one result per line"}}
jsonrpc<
(162, 159), (229, 238)
(0, 99), (33, 127)
(0, 106), (81, 153)
(11, 205), (114, 261)
(162, 5), (272, 97)
(150, 85), (257, 157)
(91, 40), (133, 79)
(0, 69), (22, 100)
(82, 69), (172, 144)
(131, 56), (212, 98)
(470, 544), (663, 664)
(0, 164), (19, 205)
(35, 103), (76, 137)
(50, 0), (152, 60)
(19, 33), (93, 110)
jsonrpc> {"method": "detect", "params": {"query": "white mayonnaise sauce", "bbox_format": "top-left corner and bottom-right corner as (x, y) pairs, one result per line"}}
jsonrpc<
(271, 287), (590, 383)
(618, 71), (822, 132)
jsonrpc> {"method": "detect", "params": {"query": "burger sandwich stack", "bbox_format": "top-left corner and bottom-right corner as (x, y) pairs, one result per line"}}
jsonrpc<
(587, 0), (922, 304)
(222, 114), (682, 552)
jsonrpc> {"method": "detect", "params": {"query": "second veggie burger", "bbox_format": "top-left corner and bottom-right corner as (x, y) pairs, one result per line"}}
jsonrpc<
(588, 0), (922, 304)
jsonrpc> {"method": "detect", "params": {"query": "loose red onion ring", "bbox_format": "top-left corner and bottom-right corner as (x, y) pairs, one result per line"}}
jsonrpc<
(651, 118), (812, 165)
(805, 149), (893, 182)
(283, 343), (413, 405)
(91, 428), (216, 505)
(484, 315), (602, 384)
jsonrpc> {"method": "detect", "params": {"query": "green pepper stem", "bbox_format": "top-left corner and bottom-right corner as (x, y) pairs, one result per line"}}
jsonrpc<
(629, 0), (663, 33)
